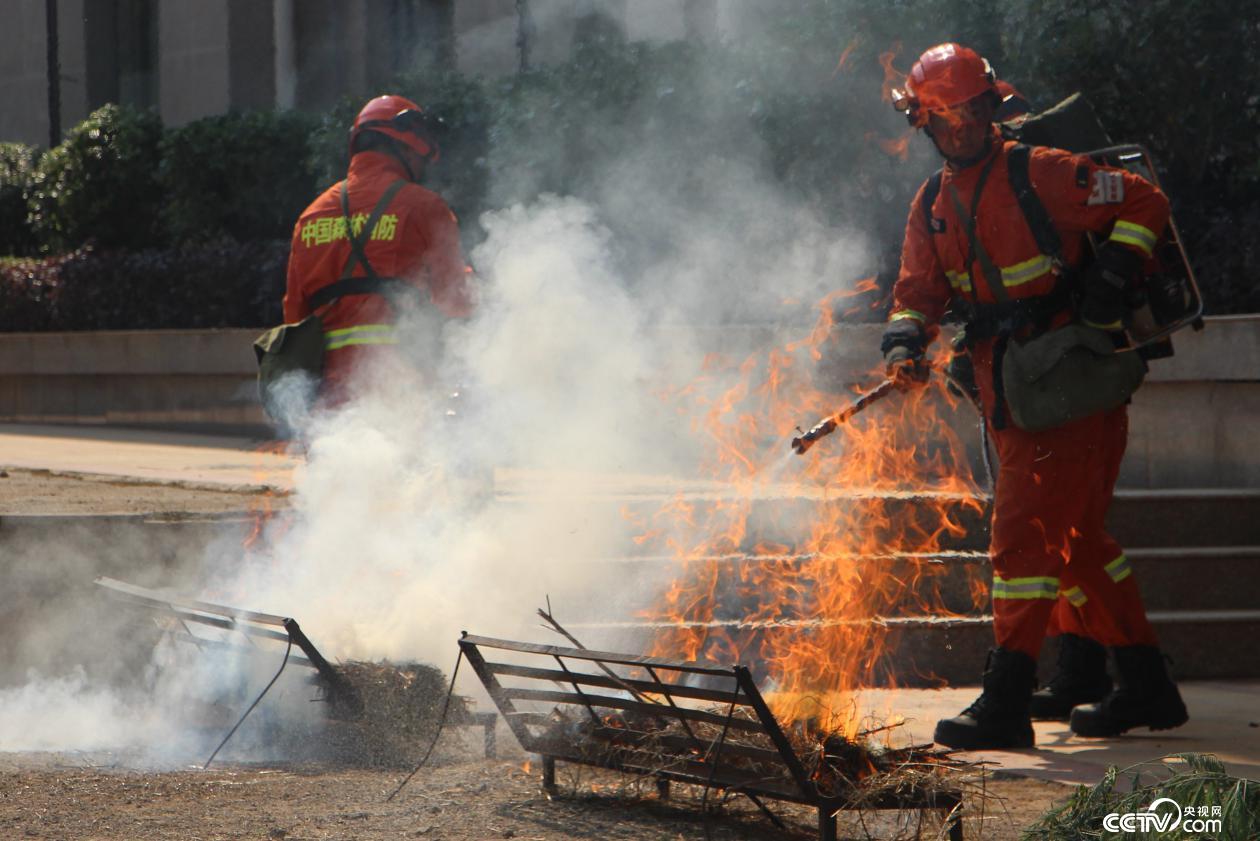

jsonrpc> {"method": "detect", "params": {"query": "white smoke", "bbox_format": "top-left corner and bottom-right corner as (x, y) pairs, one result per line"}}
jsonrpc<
(0, 8), (892, 759)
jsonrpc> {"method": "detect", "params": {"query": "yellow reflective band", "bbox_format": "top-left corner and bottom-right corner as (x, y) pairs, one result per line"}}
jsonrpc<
(890, 309), (926, 323)
(992, 575), (1061, 600)
(999, 254), (1054, 288)
(1103, 554), (1132, 584)
(1083, 317), (1124, 331)
(945, 270), (972, 292)
(1109, 220), (1158, 257)
(1060, 585), (1088, 607)
(324, 324), (397, 351)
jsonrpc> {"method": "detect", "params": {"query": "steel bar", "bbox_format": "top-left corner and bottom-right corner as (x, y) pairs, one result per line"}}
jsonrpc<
(461, 634), (965, 840)
(733, 665), (814, 794)
(459, 634), (539, 752)
(461, 634), (738, 677)
(498, 687), (765, 732)
(486, 662), (746, 705)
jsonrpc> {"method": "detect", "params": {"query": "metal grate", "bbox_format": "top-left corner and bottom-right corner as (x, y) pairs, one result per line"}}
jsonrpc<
(460, 633), (963, 841)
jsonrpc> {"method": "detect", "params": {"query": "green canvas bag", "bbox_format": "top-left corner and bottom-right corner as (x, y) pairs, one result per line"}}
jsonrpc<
(1001, 323), (1146, 432)
(253, 314), (327, 421)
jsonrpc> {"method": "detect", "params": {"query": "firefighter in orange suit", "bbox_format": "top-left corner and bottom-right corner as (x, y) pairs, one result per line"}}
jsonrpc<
(284, 95), (476, 405)
(882, 44), (1188, 749)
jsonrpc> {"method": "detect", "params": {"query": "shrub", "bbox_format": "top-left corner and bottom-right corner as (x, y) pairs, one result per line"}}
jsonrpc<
(53, 239), (288, 329)
(0, 239), (288, 331)
(159, 110), (320, 244)
(0, 252), (78, 331)
(26, 104), (165, 253)
(0, 144), (38, 256)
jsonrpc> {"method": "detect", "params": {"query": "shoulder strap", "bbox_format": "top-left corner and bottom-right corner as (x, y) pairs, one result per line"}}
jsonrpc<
(339, 179), (407, 280)
(945, 152), (1005, 305)
(920, 169), (943, 231)
(306, 179), (416, 313)
(1007, 144), (1064, 266)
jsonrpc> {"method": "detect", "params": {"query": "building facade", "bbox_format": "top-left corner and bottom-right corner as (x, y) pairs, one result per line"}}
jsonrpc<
(1, 0), (739, 147)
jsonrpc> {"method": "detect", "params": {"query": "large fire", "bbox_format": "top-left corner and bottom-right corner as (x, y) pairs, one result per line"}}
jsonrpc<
(640, 289), (987, 736)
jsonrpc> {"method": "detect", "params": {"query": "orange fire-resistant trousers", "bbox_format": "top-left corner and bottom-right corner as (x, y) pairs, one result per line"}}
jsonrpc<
(986, 403), (1160, 659)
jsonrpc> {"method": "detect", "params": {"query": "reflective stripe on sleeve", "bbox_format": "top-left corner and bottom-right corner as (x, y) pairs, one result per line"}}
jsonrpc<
(324, 324), (398, 351)
(1109, 220), (1158, 256)
(945, 270), (972, 293)
(999, 254), (1055, 288)
(1103, 554), (1132, 584)
(992, 575), (1061, 601)
(889, 309), (926, 323)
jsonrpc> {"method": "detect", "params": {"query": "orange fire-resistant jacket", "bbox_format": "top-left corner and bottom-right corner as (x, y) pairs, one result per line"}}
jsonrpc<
(283, 150), (475, 395)
(889, 135), (1169, 338)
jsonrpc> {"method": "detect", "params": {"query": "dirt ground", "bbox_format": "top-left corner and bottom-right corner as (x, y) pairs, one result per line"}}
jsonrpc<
(0, 469), (1074, 840)
(0, 749), (1069, 841)
(0, 467), (287, 516)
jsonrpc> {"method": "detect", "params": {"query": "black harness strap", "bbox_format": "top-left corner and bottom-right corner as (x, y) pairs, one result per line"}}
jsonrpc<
(1007, 144), (1066, 267)
(306, 179), (420, 312)
(920, 169), (944, 233)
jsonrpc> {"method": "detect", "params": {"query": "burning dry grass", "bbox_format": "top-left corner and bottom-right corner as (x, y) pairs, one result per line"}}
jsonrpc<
(321, 660), (470, 768)
(539, 702), (966, 808)
(639, 287), (988, 723)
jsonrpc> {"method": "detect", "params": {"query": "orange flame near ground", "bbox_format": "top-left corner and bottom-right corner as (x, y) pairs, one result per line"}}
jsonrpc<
(640, 290), (987, 735)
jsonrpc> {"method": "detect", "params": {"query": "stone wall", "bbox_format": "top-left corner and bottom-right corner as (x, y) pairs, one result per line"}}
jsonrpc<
(0, 317), (1255, 487)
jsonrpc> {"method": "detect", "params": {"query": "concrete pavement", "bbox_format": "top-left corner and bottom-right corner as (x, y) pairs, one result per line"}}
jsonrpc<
(1, 421), (1255, 789)
(856, 682), (1260, 786)
(0, 423), (297, 491)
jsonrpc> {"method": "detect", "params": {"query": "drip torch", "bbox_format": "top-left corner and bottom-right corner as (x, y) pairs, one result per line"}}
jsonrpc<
(790, 378), (897, 455)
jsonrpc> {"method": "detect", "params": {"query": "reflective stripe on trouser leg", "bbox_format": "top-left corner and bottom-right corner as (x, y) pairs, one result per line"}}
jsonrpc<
(1060, 557), (1159, 648)
(1103, 554), (1132, 583)
(991, 574), (1060, 658)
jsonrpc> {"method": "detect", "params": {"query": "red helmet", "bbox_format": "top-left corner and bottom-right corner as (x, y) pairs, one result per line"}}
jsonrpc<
(891, 43), (997, 128)
(349, 94), (440, 163)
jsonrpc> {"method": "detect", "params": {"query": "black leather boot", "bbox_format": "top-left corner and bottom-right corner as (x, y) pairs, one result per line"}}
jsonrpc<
(1069, 645), (1189, 737)
(1029, 634), (1113, 721)
(934, 648), (1037, 750)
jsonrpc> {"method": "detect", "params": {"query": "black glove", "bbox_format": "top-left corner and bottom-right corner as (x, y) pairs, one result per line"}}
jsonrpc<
(945, 332), (979, 400)
(881, 319), (929, 386)
(1080, 243), (1143, 330)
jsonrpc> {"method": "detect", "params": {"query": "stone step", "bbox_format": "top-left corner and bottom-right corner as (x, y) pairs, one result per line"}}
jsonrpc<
(1108, 489), (1260, 548)
(606, 487), (1260, 553)
(568, 609), (1260, 687)
(585, 545), (1260, 618)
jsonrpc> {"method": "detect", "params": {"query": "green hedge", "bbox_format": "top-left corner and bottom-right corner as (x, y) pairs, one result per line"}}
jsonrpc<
(0, 0), (1256, 329)
(159, 110), (320, 244)
(0, 144), (38, 257)
(0, 239), (287, 331)
(25, 104), (165, 253)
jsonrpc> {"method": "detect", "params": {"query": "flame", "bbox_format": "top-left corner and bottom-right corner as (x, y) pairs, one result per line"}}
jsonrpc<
(832, 39), (860, 78)
(243, 443), (291, 552)
(878, 132), (912, 160)
(878, 46), (906, 104)
(640, 291), (987, 731)
(521, 760), (531, 774)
